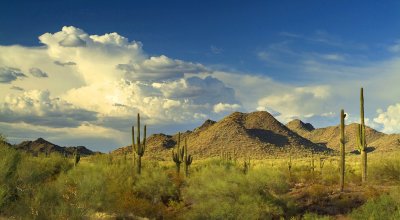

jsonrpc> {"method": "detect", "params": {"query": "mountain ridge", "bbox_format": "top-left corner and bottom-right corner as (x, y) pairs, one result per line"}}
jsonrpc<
(285, 119), (400, 152)
(114, 111), (331, 159)
(12, 137), (98, 156)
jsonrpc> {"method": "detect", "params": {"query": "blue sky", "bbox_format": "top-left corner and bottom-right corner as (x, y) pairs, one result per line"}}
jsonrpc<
(2, 1), (400, 80)
(1, 1), (400, 150)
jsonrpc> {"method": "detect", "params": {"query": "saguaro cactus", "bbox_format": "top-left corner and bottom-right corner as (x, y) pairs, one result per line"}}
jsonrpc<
(340, 109), (346, 192)
(310, 152), (315, 173)
(74, 148), (80, 167)
(243, 157), (251, 174)
(356, 88), (367, 183)
(288, 153), (293, 179)
(172, 132), (184, 174)
(183, 138), (193, 177)
(132, 113), (147, 175)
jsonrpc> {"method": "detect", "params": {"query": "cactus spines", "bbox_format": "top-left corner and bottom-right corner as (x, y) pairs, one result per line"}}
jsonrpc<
(183, 138), (193, 177)
(74, 148), (80, 167)
(172, 132), (185, 174)
(357, 88), (367, 183)
(340, 109), (346, 192)
(132, 113), (146, 175)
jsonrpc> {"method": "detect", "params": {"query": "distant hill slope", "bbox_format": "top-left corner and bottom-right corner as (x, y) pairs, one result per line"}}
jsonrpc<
(286, 119), (400, 152)
(114, 111), (331, 160)
(13, 138), (97, 156)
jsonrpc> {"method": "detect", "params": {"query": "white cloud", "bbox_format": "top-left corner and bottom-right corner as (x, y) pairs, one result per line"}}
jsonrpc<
(257, 86), (331, 122)
(0, 26), (245, 146)
(153, 76), (237, 104)
(117, 55), (207, 81)
(59, 34), (87, 47)
(374, 103), (400, 133)
(213, 103), (241, 113)
(0, 90), (97, 128)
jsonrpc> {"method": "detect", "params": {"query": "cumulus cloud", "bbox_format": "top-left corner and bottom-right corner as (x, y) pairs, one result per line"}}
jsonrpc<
(62, 76), (238, 129)
(257, 86), (331, 122)
(0, 67), (27, 83)
(3, 25), (400, 151)
(374, 103), (400, 133)
(59, 34), (87, 47)
(0, 26), (239, 135)
(153, 76), (237, 105)
(29, 67), (48, 78)
(213, 103), (241, 113)
(0, 90), (97, 128)
(117, 55), (207, 81)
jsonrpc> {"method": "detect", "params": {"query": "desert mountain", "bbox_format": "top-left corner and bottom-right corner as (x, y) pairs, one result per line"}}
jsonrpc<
(14, 138), (96, 156)
(286, 119), (400, 152)
(115, 111), (331, 159)
(286, 119), (315, 136)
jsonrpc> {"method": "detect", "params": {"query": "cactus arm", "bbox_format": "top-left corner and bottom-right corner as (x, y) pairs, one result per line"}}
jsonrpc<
(132, 126), (136, 152)
(143, 125), (147, 154)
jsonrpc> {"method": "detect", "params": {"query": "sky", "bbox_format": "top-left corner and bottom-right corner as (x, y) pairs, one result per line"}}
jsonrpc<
(1, 0), (400, 151)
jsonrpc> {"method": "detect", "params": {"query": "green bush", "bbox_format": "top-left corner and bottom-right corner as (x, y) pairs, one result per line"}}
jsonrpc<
(0, 145), (21, 211)
(183, 163), (290, 219)
(369, 159), (400, 183)
(350, 187), (400, 220)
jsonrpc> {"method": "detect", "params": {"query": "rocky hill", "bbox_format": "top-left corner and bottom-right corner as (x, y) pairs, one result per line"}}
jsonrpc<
(115, 111), (331, 160)
(286, 119), (400, 152)
(13, 138), (97, 156)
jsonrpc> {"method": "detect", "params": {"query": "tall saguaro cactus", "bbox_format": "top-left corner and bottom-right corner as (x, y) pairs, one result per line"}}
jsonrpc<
(74, 148), (80, 167)
(183, 138), (193, 177)
(356, 88), (367, 183)
(340, 109), (346, 192)
(132, 113), (147, 175)
(172, 132), (185, 174)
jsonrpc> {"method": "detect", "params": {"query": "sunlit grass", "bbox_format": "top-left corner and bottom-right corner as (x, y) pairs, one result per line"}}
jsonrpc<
(1, 141), (399, 219)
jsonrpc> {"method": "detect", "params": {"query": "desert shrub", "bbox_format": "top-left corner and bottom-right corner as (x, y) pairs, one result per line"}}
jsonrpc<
(48, 157), (180, 219)
(0, 145), (21, 211)
(302, 212), (333, 220)
(17, 154), (72, 186)
(320, 163), (339, 185)
(289, 163), (317, 184)
(0, 145), (74, 218)
(108, 161), (179, 218)
(350, 187), (400, 219)
(369, 159), (400, 183)
(182, 163), (290, 219)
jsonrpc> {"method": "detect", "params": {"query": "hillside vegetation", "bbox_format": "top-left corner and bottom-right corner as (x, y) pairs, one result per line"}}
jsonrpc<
(1, 139), (399, 219)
